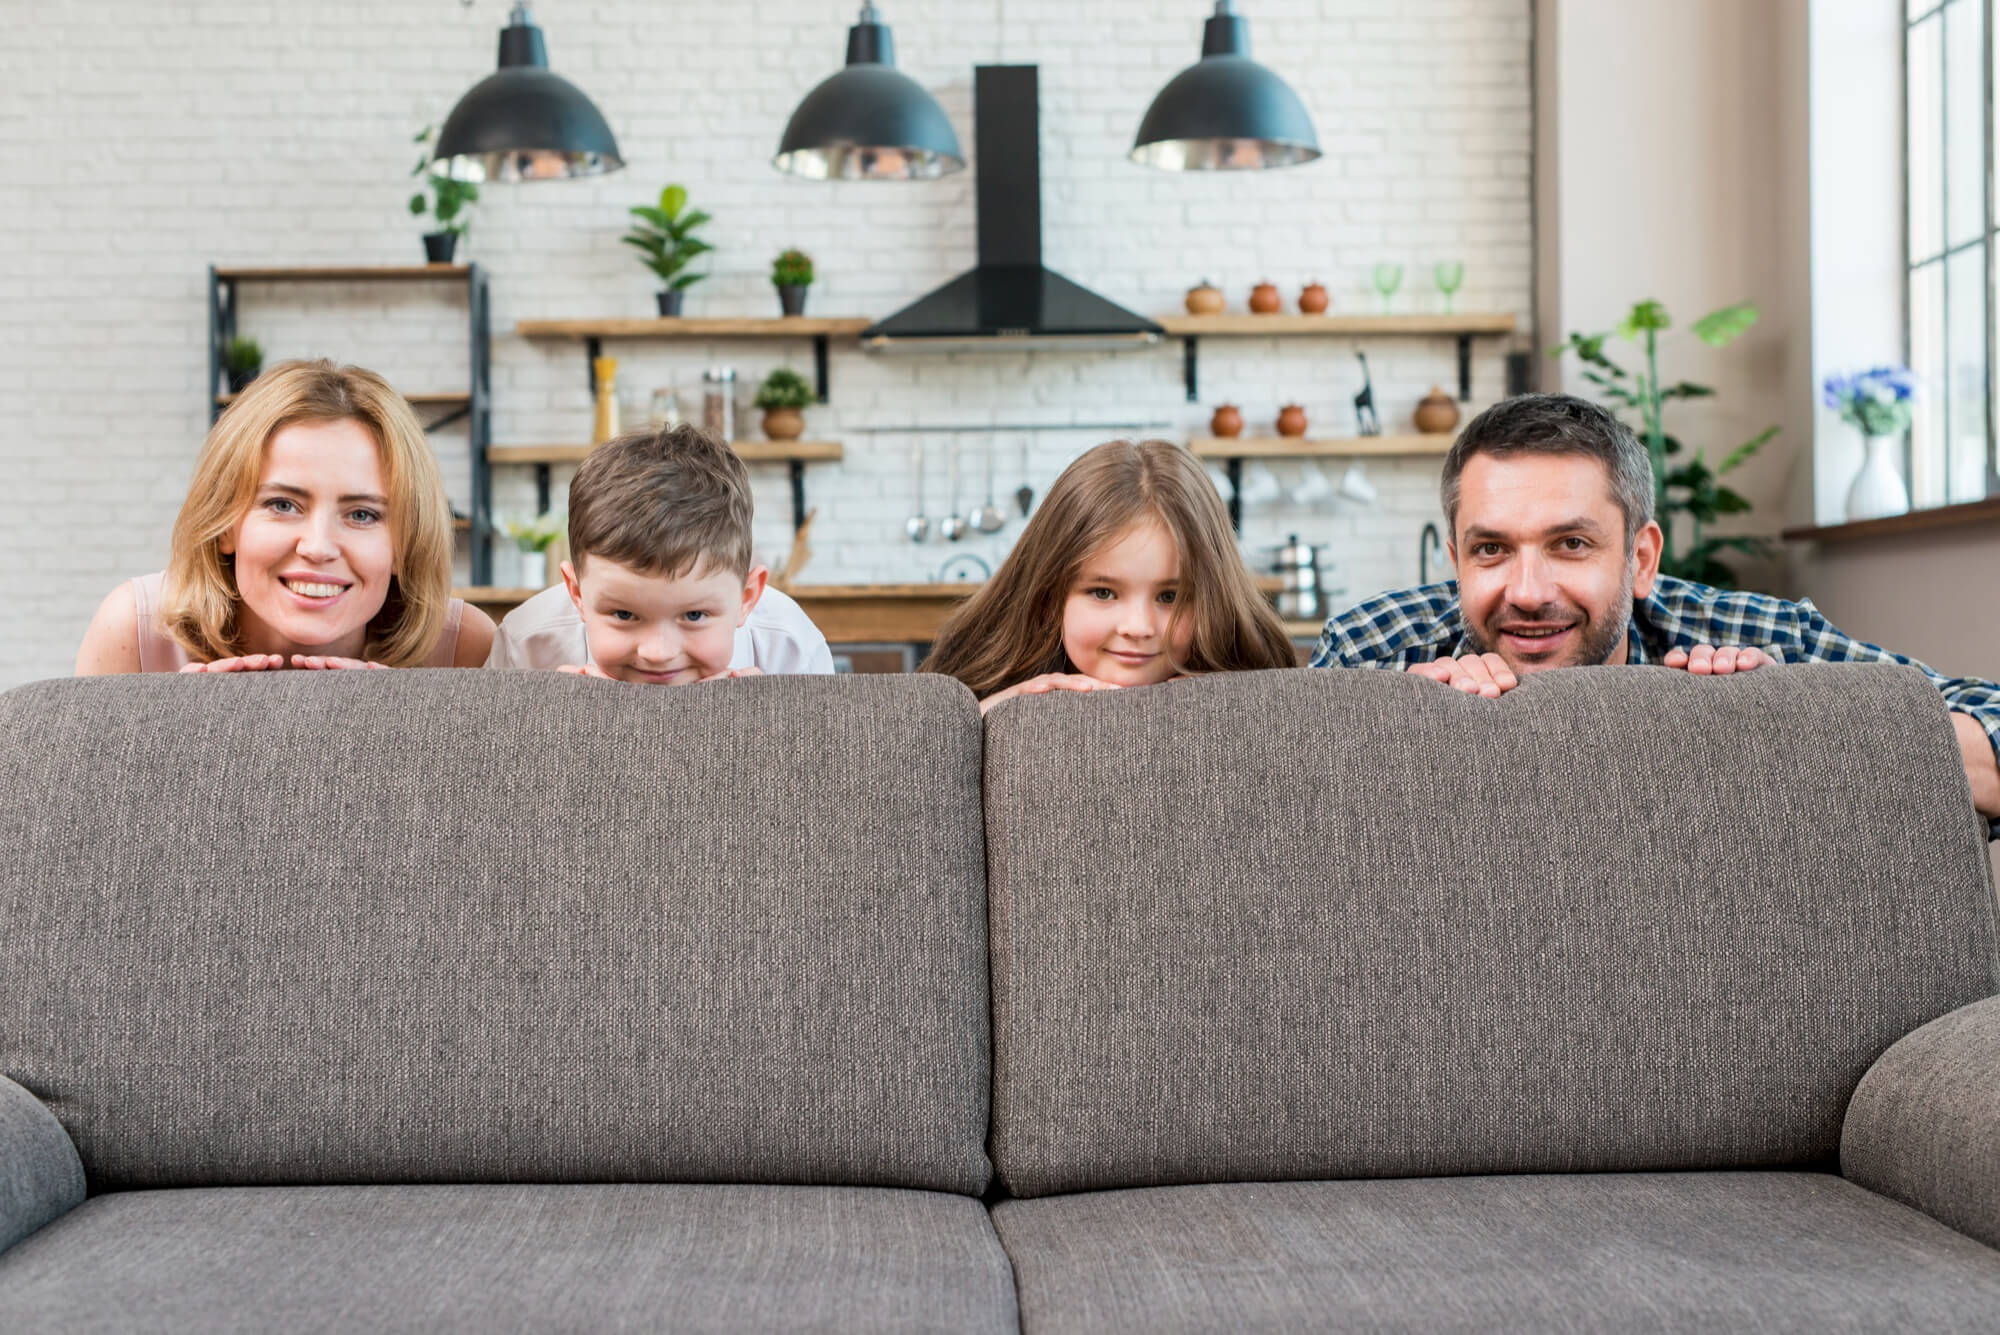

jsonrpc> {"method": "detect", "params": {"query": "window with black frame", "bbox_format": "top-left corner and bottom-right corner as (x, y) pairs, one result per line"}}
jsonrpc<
(1907, 0), (1999, 506)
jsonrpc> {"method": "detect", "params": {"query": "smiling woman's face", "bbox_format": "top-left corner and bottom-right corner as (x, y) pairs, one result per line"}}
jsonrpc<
(221, 418), (395, 660)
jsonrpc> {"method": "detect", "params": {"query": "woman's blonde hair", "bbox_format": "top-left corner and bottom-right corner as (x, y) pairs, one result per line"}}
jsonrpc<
(160, 359), (454, 666)
(920, 439), (1295, 696)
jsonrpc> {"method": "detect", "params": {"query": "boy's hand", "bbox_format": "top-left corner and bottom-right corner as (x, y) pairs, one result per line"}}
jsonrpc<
(556, 662), (616, 680)
(181, 654), (288, 674)
(979, 673), (1121, 715)
(700, 666), (763, 681)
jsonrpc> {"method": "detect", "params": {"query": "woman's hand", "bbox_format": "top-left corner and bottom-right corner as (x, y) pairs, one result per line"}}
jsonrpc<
(979, 673), (1121, 715)
(180, 654), (289, 673)
(289, 655), (389, 670)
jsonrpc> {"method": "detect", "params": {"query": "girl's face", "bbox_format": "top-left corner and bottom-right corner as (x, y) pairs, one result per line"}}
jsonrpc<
(221, 418), (397, 660)
(1061, 517), (1193, 687)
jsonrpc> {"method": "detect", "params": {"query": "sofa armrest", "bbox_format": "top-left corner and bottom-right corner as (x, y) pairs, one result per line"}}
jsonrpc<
(1843, 995), (2000, 1248)
(0, 1074), (84, 1255)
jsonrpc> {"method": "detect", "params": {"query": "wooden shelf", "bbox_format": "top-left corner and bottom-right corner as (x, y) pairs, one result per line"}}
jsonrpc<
(516, 317), (873, 339)
(1190, 434), (1453, 458)
(215, 390), (469, 408)
(214, 265), (472, 282)
(1781, 495), (2000, 545)
(1159, 313), (1517, 337)
(490, 441), (845, 466)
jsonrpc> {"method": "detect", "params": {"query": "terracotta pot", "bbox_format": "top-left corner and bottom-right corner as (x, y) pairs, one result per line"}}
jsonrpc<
(1249, 280), (1282, 314)
(1210, 404), (1243, 438)
(1414, 386), (1460, 435)
(1298, 281), (1329, 315)
(1276, 404), (1308, 437)
(762, 407), (805, 441)
(1185, 280), (1226, 316)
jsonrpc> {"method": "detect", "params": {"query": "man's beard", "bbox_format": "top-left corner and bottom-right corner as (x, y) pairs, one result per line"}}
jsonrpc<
(1462, 564), (1634, 669)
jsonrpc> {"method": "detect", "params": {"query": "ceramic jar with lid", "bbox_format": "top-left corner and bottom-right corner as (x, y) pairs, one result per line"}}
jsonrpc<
(1276, 404), (1308, 437)
(1414, 386), (1460, 435)
(1299, 281), (1329, 315)
(1210, 403), (1244, 438)
(1249, 280), (1282, 314)
(1185, 280), (1226, 315)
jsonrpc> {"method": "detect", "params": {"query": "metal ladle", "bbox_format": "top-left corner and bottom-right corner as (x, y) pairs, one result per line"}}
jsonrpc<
(940, 442), (968, 541)
(905, 441), (930, 542)
(971, 437), (1008, 533)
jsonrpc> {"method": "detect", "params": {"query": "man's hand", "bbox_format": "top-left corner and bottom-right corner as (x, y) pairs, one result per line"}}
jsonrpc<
(979, 673), (1121, 715)
(1663, 644), (1775, 675)
(1951, 712), (2000, 820)
(1405, 653), (1517, 699)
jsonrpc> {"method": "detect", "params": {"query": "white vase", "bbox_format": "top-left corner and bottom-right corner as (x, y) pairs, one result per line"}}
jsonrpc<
(1844, 434), (1909, 522)
(517, 549), (547, 589)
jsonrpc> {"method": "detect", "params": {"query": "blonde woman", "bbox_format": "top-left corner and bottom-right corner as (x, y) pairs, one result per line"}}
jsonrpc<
(76, 359), (494, 673)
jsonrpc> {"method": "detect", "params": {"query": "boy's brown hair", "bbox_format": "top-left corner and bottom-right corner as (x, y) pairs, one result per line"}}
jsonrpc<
(919, 438), (1295, 696)
(568, 424), (754, 577)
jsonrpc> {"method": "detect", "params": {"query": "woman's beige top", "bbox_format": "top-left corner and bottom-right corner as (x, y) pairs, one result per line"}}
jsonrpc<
(129, 571), (465, 671)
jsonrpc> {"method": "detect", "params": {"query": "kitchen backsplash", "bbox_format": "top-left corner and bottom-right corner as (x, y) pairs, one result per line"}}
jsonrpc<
(1, 0), (1531, 683)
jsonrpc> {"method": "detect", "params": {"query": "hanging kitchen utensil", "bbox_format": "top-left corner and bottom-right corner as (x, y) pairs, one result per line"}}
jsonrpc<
(940, 440), (968, 541)
(905, 439), (931, 541)
(1015, 434), (1034, 516)
(973, 436), (1007, 533)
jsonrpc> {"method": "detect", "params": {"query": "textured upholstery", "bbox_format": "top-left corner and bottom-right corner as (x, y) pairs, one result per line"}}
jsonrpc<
(0, 672), (992, 1194)
(984, 665), (1997, 1195)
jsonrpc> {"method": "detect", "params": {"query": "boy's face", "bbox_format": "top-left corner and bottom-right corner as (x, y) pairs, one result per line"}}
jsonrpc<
(562, 554), (766, 684)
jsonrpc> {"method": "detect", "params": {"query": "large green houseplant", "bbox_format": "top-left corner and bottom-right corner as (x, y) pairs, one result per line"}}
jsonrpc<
(623, 185), (712, 316)
(1553, 299), (1779, 588)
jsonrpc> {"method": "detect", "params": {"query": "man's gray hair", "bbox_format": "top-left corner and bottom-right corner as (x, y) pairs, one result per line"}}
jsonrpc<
(1440, 393), (1656, 543)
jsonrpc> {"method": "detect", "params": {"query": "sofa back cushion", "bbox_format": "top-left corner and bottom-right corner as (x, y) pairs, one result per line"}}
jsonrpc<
(984, 665), (1998, 1197)
(0, 672), (992, 1195)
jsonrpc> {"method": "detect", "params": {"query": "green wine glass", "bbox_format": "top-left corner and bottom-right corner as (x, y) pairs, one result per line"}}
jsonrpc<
(1434, 261), (1465, 314)
(1371, 263), (1404, 315)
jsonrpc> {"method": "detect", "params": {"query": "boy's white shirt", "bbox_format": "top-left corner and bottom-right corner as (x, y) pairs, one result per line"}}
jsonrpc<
(485, 583), (837, 675)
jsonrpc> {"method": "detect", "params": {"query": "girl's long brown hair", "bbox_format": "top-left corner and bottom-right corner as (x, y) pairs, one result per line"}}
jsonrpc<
(161, 359), (454, 666)
(920, 439), (1294, 696)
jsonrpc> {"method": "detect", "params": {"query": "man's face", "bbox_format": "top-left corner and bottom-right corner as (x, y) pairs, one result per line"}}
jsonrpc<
(563, 554), (765, 684)
(1450, 451), (1662, 674)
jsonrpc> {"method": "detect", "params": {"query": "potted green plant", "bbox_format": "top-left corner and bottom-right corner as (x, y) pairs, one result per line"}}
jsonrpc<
(623, 185), (712, 317)
(223, 336), (263, 394)
(503, 512), (565, 589)
(408, 125), (478, 263)
(1553, 299), (1778, 588)
(772, 249), (814, 317)
(753, 367), (814, 441)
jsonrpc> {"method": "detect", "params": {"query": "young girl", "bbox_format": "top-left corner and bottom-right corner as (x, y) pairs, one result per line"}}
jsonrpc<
(75, 359), (494, 673)
(921, 438), (1295, 712)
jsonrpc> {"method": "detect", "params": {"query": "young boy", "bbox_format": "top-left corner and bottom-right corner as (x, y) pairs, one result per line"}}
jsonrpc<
(486, 424), (834, 680)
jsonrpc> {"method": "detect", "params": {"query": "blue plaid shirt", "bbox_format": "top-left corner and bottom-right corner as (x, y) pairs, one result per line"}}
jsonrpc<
(1311, 574), (2000, 828)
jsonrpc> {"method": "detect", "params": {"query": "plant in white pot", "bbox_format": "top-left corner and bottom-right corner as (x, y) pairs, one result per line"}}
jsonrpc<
(503, 512), (565, 589)
(754, 367), (813, 441)
(1824, 366), (1918, 522)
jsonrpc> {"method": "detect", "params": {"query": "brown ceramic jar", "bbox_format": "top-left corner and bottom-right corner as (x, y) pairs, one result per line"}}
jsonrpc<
(1249, 280), (1282, 314)
(1210, 403), (1244, 438)
(1276, 404), (1308, 437)
(1298, 281), (1329, 314)
(1413, 386), (1460, 435)
(1185, 280), (1226, 316)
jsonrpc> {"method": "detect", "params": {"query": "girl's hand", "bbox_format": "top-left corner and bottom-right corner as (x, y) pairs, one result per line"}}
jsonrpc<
(290, 655), (389, 671)
(556, 662), (616, 680)
(979, 673), (1121, 715)
(181, 654), (288, 674)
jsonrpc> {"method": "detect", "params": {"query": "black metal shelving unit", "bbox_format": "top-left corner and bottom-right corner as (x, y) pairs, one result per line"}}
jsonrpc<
(206, 263), (496, 583)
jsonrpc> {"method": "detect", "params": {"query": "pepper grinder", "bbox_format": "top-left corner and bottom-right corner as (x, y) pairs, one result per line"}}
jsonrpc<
(592, 356), (620, 445)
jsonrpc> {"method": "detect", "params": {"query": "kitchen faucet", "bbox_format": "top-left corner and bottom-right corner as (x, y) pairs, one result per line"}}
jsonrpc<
(1419, 522), (1445, 585)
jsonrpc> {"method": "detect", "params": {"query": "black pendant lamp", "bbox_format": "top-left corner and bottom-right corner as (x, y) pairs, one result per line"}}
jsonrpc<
(1132, 1), (1320, 171)
(432, 4), (623, 183)
(774, 4), (965, 180)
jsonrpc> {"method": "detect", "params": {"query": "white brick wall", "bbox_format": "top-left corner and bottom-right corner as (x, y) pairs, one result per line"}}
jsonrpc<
(0, 0), (1531, 685)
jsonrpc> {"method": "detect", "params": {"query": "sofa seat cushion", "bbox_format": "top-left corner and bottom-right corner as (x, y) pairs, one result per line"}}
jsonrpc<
(992, 1172), (2000, 1333)
(0, 1183), (1017, 1333)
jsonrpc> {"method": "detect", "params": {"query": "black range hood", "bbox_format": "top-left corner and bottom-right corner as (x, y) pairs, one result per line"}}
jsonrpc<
(861, 66), (1164, 350)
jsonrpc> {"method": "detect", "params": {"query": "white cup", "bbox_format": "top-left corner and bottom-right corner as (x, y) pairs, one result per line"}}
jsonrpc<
(1337, 463), (1378, 506)
(1239, 462), (1283, 507)
(1292, 463), (1333, 506)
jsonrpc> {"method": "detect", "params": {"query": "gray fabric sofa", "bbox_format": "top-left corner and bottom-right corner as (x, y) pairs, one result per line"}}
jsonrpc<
(1, 665), (1998, 1331)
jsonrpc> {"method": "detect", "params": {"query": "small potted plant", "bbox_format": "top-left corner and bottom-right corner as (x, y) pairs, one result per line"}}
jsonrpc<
(623, 184), (712, 316)
(503, 512), (565, 589)
(753, 368), (813, 441)
(223, 336), (263, 394)
(407, 126), (479, 264)
(772, 249), (814, 317)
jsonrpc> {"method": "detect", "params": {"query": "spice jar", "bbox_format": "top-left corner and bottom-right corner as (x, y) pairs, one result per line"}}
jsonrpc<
(702, 367), (736, 442)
